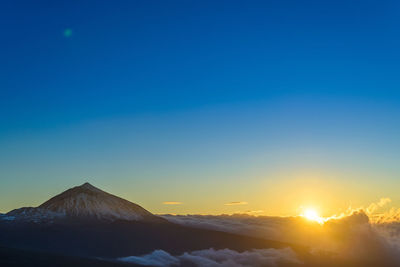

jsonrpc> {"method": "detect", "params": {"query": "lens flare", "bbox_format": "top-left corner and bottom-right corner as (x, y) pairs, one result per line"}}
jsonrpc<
(64, 28), (73, 38)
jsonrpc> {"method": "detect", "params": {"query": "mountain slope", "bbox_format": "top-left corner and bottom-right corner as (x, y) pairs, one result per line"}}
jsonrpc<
(6, 183), (162, 223)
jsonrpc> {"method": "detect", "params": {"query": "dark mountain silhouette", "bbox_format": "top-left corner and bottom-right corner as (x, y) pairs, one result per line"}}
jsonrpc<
(0, 245), (144, 267)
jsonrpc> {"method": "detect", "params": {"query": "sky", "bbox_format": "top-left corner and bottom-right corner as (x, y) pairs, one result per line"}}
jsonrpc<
(1, 0), (400, 216)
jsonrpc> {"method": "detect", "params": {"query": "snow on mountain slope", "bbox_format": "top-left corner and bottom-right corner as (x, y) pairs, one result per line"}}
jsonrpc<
(5, 182), (161, 223)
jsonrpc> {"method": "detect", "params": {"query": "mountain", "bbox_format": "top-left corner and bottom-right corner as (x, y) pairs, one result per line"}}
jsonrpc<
(6, 182), (163, 223)
(0, 183), (302, 265)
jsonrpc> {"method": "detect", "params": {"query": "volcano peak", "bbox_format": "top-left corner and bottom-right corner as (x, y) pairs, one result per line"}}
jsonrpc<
(7, 182), (162, 223)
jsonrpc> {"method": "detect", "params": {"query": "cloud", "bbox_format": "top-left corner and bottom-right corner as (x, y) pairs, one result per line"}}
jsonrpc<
(161, 209), (400, 264)
(373, 207), (400, 223)
(159, 198), (400, 265)
(119, 247), (301, 267)
(119, 250), (179, 266)
(224, 201), (248, 206)
(239, 210), (265, 215)
(367, 198), (392, 214)
(161, 214), (299, 242)
(162, 201), (183, 205)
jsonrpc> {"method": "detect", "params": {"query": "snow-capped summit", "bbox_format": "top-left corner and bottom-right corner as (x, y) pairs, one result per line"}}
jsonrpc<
(6, 182), (161, 223)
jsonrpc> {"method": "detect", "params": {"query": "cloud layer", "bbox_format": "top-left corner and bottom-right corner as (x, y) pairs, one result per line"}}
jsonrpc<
(162, 201), (400, 265)
(119, 247), (301, 267)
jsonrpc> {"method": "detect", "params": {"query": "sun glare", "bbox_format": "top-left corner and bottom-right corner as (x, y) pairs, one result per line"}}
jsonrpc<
(302, 209), (324, 224)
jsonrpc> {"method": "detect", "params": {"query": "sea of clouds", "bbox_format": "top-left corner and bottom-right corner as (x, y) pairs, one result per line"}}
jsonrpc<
(119, 198), (400, 266)
(119, 247), (300, 267)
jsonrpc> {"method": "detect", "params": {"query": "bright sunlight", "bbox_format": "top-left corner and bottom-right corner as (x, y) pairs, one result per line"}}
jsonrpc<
(302, 209), (324, 224)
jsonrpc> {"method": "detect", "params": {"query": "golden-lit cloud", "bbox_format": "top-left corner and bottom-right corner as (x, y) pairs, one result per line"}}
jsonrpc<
(162, 201), (183, 205)
(224, 201), (248, 206)
(367, 197), (391, 214)
(161, 197), (400, 266)
(234, 210), (265, 216)
(162, 209), (400, 264)
(245, 210), (264, 214)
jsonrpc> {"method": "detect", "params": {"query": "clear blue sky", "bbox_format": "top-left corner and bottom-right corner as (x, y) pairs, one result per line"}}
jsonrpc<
(1, 0), (400, 215)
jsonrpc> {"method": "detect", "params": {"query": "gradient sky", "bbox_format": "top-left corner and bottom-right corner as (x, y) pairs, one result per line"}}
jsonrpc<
(1, 0), (400, 216)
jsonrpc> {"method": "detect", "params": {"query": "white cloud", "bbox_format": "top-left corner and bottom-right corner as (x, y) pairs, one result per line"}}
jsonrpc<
(119, 247), (301, 267)
(119, 250), (179, 266)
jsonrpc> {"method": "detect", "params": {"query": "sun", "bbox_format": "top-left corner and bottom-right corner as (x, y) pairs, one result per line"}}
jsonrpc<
(302, 209), (324, 224)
